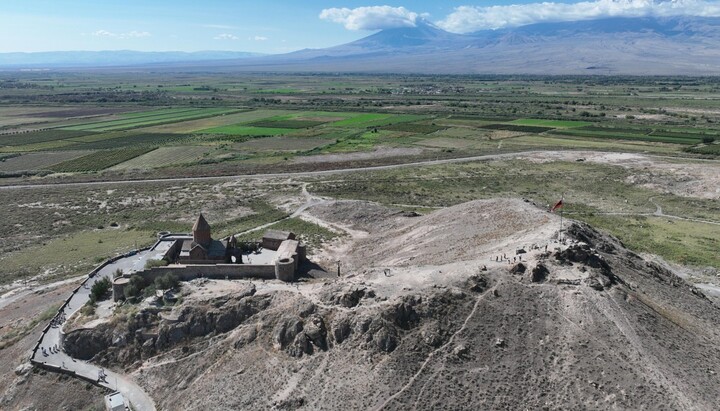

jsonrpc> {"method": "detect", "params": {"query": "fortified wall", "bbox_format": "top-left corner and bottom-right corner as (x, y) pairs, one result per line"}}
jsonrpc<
(112, 216), (306, 301)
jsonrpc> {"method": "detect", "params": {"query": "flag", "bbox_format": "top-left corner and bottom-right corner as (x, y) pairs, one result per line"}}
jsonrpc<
(550, 199), (564, 212)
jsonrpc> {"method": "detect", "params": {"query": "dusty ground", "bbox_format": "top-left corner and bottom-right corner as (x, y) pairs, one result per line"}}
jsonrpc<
(57, 198), (720, 410)
(0, 280), (106, 410)
(292, 147), (425, 164)
(520, 151), (720, 199)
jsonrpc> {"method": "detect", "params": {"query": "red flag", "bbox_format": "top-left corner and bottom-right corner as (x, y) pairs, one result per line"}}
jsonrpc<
(550, 199), (564, 212)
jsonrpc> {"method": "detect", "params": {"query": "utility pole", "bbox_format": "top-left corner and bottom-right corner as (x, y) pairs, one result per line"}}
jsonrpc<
(336, 260), (341, 277)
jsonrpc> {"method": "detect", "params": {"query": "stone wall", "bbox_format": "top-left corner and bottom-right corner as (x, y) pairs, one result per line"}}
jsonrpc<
(141, 264), (277, 282)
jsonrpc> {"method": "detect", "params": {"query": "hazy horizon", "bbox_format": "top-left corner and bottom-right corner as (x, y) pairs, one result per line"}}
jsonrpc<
(2, 0), (719, 54)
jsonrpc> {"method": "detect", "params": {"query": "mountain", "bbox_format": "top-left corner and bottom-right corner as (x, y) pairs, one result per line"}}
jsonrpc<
(3, 16), (720, 74)
(0, 50), (262, 68)
(199, 16), (720, 75)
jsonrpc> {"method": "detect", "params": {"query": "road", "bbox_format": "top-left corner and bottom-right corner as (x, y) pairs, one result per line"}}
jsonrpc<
(31, 241), (172, 411)
(0, 152), (530, 190)
(0, 151), (574, 191)
(1, 150), (718, 192)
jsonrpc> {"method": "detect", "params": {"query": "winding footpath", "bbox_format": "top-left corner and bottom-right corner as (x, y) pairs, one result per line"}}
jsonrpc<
(25, 188), (330, 410)
(566, 196), (720, 226)
(30, 241), (172, 411)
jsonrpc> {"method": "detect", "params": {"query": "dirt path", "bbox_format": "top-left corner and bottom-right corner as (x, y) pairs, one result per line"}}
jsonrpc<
(567, 196), (720, 226)
(374, 285), (495, 410)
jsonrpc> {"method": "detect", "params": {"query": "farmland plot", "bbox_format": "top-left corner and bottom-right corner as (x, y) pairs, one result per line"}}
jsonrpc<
(63, 108), (239, 132)
(232, 136), (334, 152)
(49, 147), (156, 172)
(111, 146), (213, 170)
(139, 110), (293, 133)
(0, 151), (93, 172)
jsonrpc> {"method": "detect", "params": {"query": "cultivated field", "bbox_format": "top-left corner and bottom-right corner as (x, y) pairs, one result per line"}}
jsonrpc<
(0, 73), (718, 282)
(110, 146), (214, 170)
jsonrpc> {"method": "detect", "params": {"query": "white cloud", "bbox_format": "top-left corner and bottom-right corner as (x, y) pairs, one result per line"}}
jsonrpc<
(437, 0), (720, 33)
(91, 30), (115, 37)
(91, 30), (150, 39)
(251, 36), (268, 41)
(202, 24), (239, 30)
(319, 6), (419, 30)
(214, 33), (240, 40)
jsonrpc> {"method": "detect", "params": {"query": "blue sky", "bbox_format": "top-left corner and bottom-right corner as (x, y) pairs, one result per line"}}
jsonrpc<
(0, 1), (718, 53)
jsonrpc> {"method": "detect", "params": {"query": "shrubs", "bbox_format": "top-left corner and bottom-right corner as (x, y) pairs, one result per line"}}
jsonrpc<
(155, 273), (179, 291)
(123, 273), (179, 301)
(89, 277), (111, 304)
(123, 275), (146, 300)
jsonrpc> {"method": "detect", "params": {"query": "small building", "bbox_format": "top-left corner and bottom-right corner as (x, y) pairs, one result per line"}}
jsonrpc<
(262, 229), (296, 251)
(104, 392), (128, 411)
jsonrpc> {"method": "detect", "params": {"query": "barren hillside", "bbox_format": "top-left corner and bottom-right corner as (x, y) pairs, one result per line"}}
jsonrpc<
(62, 199), (720, 410)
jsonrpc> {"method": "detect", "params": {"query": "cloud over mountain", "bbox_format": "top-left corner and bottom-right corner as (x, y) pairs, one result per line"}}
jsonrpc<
(214, 33), (239, 41)
(437, 0), (720, 32)
(319, 6), (419, 30)
(90, 30), (151, 39)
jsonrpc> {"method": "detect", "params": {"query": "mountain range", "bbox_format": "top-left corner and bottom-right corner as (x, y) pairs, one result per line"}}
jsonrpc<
(2, 16), (720, 75)
(0, 50), (262, 68)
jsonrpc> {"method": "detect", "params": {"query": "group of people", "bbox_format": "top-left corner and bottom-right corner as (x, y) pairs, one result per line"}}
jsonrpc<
(50, 310), (66, 328)
(493, 253), (524, 264)
(491, 243), (557, 265)
(40, 344), (61, 357)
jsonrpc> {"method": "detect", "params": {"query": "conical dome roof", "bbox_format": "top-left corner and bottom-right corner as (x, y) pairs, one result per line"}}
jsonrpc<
(192, 213), (211, 232)
(192, 214), (212, 246)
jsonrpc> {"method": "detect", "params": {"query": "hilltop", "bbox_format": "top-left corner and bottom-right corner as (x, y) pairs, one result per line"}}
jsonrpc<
(50, 199), (720, 410)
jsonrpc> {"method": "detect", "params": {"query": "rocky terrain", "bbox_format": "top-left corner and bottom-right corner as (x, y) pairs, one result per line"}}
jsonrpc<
(60, 199), (720, 410)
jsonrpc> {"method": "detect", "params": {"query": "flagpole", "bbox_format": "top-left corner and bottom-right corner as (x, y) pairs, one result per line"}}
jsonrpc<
(559, 192), (565, 241)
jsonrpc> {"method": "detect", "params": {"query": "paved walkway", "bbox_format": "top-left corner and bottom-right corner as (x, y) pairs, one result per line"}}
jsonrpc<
(31, 241), (172, 411)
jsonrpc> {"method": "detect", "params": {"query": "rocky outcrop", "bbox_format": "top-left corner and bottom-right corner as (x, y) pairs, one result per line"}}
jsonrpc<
(63, 326), (114, 360)
(155, 292), (270, 350)
(510, 263), (526, 274)
(320, 285), (376, 308)
(531, 264), (549, 283)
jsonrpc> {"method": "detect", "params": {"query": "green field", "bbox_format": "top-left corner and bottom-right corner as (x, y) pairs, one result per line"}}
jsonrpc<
(332, 113), (424, 128)
(202, 125), (297, 136)
(248, 119), (326, 129)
